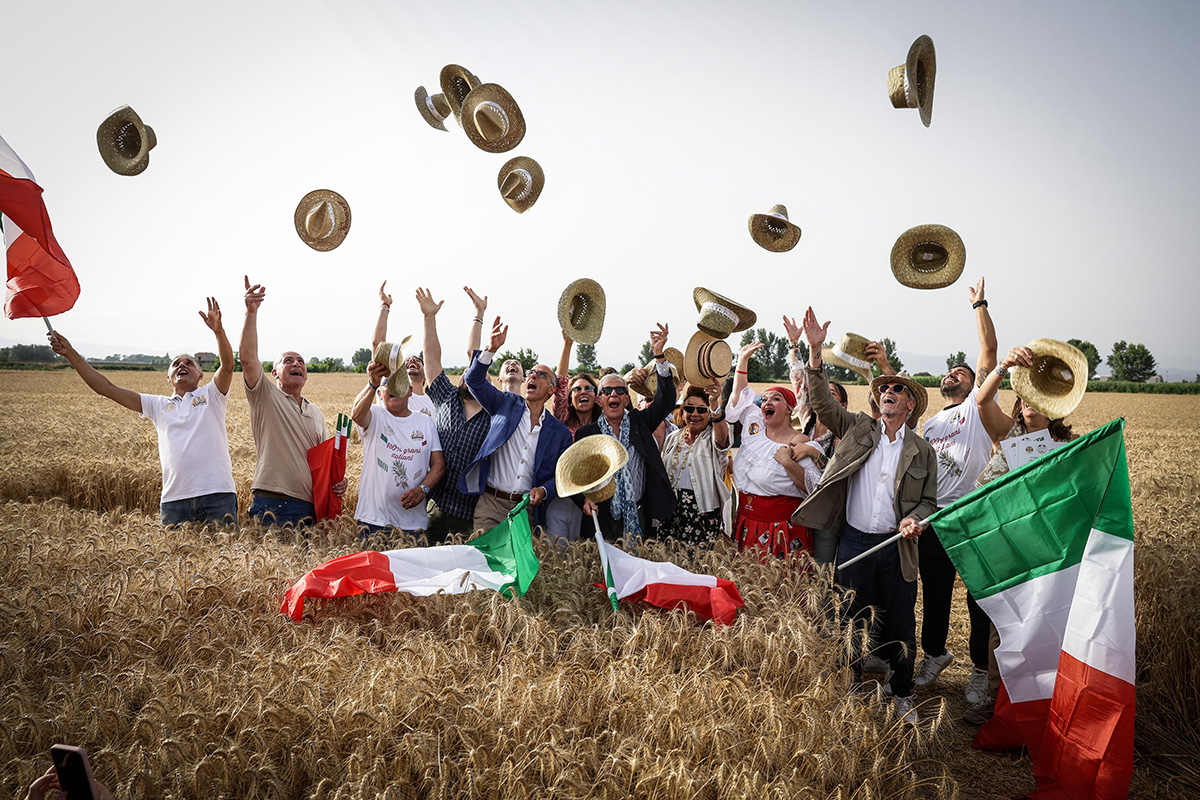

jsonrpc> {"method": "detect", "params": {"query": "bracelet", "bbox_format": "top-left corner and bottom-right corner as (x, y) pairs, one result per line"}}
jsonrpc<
(654, 353), (666, 360)
(736, 369), (748, 375)
(472, 316), (483, 324)
(789, 342), (800, 349)
(380, 304), (391, 311)
(367, 381), (380, 390)
(994, 364), (1009, 377)
(972, 299), (988, 309)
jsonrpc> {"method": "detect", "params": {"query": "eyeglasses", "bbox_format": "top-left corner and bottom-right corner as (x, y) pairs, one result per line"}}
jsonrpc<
(570, 385), (596, 394)
(878, 383), (908, 395)
(528, 370), (553, 382)
(682, 405), (709, 414)
(598, 385), (628, 396)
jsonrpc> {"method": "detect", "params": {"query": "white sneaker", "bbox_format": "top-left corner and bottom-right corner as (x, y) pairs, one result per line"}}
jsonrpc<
(894, 695), (919, 725)
(964, 667), (989, 705)
(913, 651), (955, 687)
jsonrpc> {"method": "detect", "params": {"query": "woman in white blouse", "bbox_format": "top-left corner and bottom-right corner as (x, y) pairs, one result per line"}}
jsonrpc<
(658, 384), (730, 547)
(726, 341), (823, 558)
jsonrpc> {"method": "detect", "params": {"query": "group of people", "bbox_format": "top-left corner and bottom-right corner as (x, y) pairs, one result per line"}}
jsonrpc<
(48, 275), (1082, 728)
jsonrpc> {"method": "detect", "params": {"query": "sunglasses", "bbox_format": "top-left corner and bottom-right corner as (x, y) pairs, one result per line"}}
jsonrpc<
(682, 405), (709, 414)
(878, 383), (908, 395)
(528, 370), (553, 382)
(570, 385), (596, 394)
(598, 386), (628, 396)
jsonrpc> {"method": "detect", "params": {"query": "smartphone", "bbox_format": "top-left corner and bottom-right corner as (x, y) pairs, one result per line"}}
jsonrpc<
(50, 744), (96, 800)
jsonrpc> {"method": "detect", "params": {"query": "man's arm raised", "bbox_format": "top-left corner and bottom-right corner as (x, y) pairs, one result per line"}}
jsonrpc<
(464, 286), (487, 364)
(970, 277), (998, 382)
(239, 275), (265, 390)
(200, 297), (234, 395)
(352, 361), (387, 429)
(47, 330), (141, 412)
(417, 287), (445, 383)
(373, 281), (392, 351)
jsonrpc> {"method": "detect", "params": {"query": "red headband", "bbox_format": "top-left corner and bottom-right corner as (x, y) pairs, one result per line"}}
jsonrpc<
(764, 385), (797, 408)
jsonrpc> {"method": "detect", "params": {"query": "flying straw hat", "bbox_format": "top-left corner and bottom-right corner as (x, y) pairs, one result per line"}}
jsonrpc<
(96, 105), (157, 176)
(748, 205), (802, 252)
(372, 337), (414, 398)
(461, 83), (525, 153)
(684, 331), (734, 389)
(693, 287), (756, 338)
(1011, 339), (1088, 420)
(869, 373), (928, 422)
(439, 64), (482, 127)
(414, 86), (452, 131)
(294, 190), (351, 251)
(887, 35), (936, 127)
(890, 224), (965, 289)
(822, 333), (874, 383)
(557, 278), (606, 345)
(556, 435), (630, 503)
(498, 156), (544, 213)
(626, 347), (684, 399)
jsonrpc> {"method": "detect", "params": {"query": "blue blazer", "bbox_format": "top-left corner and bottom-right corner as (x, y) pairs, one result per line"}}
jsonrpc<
(459, 352), (573, 524)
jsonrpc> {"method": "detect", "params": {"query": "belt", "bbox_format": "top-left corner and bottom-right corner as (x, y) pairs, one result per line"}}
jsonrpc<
(844, 524), (896, 539)
(253, 489), (301, 501)
(485, 486), (524, 502)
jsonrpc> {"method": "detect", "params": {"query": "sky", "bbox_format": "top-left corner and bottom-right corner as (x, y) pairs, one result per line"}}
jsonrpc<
(3, 1), (1197, 376)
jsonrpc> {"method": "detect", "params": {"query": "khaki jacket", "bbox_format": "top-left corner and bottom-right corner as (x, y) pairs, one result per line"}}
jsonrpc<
(792, 367), (938, 581)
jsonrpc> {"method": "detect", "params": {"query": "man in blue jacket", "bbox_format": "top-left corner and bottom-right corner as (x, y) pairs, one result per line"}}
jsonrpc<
(461, 316), (573, 532)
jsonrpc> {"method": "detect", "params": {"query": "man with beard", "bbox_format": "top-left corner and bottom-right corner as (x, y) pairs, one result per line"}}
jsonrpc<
(913, 277), (999, 707)
(240, 275), (346, 527)
(792, 306), (937, 725)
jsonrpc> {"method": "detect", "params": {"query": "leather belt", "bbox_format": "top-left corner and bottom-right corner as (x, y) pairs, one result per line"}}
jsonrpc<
(485, 486), (524, 502)
(253, 489), (299, 501)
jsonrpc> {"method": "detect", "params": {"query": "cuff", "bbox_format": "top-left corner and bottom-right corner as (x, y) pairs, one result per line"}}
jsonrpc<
(479, 351), (495, 365)
(656, 359), (671, 376)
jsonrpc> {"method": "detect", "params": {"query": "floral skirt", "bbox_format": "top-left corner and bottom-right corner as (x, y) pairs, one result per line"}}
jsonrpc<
(659, 488), (723, 548)
(732, 491), (810, 558)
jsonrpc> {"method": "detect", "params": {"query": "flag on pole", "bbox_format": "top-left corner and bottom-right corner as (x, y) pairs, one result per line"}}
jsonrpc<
(0, 134), (78, 319)
(929, 418), (1134, 800)
(282, 496), (539, 621)
(307, 413), (352, 521)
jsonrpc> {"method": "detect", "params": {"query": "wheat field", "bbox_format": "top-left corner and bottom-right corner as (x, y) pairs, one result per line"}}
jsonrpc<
(2, 370), (1197, 799)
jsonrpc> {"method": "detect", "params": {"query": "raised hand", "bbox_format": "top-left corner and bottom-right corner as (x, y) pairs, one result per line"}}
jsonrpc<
(738, 340), (765, 362)
(199, 297), (223, 332)
(379, 281), (392, 306)
(488, 316), (508, 353)
(367, 360), (389, 384)
(648, 322), (668, 355)
(416, 287), (443, 317)
(705, 385), (723, 409)
(782, 315), (802, 346)
(464, 286), (488, 316)
(969, 276), (985, 306)
(1001, 345), (1034, 370)
(46, 330), (74, 356)
(244, 275), (265, 312)
(801, 306), (830, 351)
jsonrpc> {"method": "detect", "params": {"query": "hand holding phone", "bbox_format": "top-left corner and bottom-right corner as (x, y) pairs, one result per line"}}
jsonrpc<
(49, 744), (112, 800)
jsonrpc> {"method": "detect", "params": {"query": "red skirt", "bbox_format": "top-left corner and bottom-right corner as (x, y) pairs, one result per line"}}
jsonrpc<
(733, 492), (811, 558)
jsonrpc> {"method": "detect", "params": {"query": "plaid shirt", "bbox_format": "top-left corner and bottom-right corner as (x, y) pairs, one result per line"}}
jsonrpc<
(427, 371), (491, 520)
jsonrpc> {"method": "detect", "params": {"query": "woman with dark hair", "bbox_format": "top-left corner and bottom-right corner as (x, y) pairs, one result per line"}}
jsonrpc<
(658, 384), (730, 547)
(545, 371), (604, 542)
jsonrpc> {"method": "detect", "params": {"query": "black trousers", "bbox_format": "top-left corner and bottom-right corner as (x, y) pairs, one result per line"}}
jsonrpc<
(920, 521), (991, 668)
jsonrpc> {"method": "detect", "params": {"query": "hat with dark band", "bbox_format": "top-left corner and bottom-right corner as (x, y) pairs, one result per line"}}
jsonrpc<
(97, 105), (157, 176)
(556, 435), (630, 503)
(498, 156), (544, 213)
(1011, 339), (1088, 420)
(414, 86), (452, 131)
(748, 204), (802, 252)
(887, 35), (936, 127)
(684, 331), (734, 389)
(890, 224), (965, 289)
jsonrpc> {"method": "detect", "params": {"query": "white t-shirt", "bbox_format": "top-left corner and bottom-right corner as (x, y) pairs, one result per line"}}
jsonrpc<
(922, 385), (998, 506)
(139, 381), (235, 503)
(408, 391), (436, 419)
(355, 405), (442, 530)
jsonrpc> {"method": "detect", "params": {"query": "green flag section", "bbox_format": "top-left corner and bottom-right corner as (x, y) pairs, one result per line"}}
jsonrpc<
(929, 419), (1134, 800)
(282, 496), (539, 621)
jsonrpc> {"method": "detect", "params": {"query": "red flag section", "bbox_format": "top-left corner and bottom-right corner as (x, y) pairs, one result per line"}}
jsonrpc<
(632, 578), (745, 627)
(0, 135), (78, 319)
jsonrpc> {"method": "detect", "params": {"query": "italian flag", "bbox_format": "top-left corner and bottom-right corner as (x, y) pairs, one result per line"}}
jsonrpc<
(0, 134), (78, 319)
(929, 418), (1134, 800)
(282, 497), (539, 621)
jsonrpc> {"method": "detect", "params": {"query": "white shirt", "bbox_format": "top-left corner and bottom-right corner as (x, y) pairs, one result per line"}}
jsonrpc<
(139, 381), (235, 503)
(726, 386), (820, 498)
(847, 419), (907, 533)
(489, 404), (545, 494)
(354, 405), (442, 529)
(922, 385), (997, 506)
(408, 391), (436, 419)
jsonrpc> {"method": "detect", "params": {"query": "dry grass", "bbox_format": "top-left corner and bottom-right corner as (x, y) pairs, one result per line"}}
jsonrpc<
(1, 370), (1197, 798)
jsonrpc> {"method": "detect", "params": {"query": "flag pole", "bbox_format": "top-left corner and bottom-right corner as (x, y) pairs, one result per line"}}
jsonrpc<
(42, 316), (54, 333)
(837, 520), (930, 571)
(591, 510), (619, 614)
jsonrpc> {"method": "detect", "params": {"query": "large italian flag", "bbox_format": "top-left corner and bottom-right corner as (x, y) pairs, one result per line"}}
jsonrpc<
(282, 497), (539, 621)
(929, 418), (1134, 800)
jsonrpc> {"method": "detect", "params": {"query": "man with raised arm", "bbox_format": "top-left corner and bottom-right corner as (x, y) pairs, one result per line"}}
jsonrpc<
(47, 298), (238, 526)
(792, 306), (938, 725)
(460, 316), (573, 533)
(239, 275), (345, 527)
(417, 286), (494, 541)
(372, 281), (435, 419)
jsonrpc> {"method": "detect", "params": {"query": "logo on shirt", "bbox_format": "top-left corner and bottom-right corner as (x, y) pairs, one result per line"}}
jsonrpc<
(411, 429), (424, 440)
(419, 407), (432, 417)
(748, 422), (761, 436)
(163, 401), (177, 413)
(392, 457), (409, 488)
(192, 395), (207, 407)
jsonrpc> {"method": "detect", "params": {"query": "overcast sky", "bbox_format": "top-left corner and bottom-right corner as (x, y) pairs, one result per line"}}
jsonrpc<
(3, 1), (1196, 374)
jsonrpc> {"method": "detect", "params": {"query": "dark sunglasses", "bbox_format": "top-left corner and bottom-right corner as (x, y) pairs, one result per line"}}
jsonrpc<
(570, 384), (596, 394)
(682, 405), (709, 414)
(528, 370), (553, 382)
(878, 383), (908, 395)
(599, 385), (628, 396)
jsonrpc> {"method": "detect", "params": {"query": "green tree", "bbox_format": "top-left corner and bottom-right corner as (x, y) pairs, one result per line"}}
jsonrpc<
(494, 347), (539, 373)
(737, 329), (789, 382)
(618, 362), (635, 374)
(1066, 339), (1101, 380)
(0, 343), (60, 363)
(1107, 341), (1157, 382)
(352, 347), (372, 373)
(821, 340), (862, 383)
(576, 343), (598, 373)
(638, 340), (654, 366)
(946, 351), (967, 371)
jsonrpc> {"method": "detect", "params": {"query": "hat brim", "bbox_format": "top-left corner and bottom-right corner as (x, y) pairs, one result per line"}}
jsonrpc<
(414, 86), (448, 131)
(1011, 339), (1088, 420)
(461, 84), (525, 153)
(684, 332), (733, 388)
(907, 35), (936, 127)
(869, 374), (928, 422)
(890, 224), (965, 290)
(498, 156), (544, 214)
(373, 338), (414, 398)
(822, 346), (873, 384)
(693, 287), (757, 336)
(294, 190), (351, 251)
(747, 214), (802, 252)
(96, 106), (154, 176)
(557, 278), (606, 345)
(628, 348), (684, 399)
(555, 436), (630, 498)
(439, 65), (481, 126)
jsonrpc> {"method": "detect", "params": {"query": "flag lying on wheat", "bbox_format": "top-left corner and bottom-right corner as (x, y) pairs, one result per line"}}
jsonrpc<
(282, 496), (539, 621)
(307, 413), (351, 521)
(0, 134), (78, 319)
(929, 418), (1134, 800)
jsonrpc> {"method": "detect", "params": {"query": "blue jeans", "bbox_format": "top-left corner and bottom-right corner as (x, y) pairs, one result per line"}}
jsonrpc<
(355, 521), (425, 545)
(837, 525), (918, 698)
(160, 492), (238, 528)
(249, 493), (316, 528)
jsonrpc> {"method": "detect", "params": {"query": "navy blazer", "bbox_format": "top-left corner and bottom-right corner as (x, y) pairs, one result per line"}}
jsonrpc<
(459, 351), (573, 525)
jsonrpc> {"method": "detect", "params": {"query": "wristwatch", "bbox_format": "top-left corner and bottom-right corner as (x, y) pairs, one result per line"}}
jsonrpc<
(419, 484), (429, 494)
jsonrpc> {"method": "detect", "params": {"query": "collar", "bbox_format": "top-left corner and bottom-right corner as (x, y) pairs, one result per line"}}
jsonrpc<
(878, 416), (909, 443)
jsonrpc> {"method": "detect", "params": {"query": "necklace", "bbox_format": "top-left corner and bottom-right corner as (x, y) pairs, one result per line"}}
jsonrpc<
(668, 436), (694, 487)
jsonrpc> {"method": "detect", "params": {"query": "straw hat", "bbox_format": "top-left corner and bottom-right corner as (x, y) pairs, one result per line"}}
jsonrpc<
(372, 337), (414, 399)
(748, 205), (802, 252)
(822, 332), (874, 383)
(558, 278), (606, 345)
(693, 287), (756, 338)
(414, 86), (452, 131)
(461, 84), (525, 153)
(887, 35), (936, 127)
(1011, 339), (1088, 420)
(556, 435), (630, 503)
(498, 156), (544, 213)
(96, 105), (157, 176)
(684, 331), (734, 389)
(890, 224), (965, 289)
(294, 190), (351, 251)
(869, 373), (928, 422)
(626, 347), (684, 399)
(439, 64), (482, 126)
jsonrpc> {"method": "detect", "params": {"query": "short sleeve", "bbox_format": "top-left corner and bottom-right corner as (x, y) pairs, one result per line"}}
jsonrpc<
(426, 415), (443, 452)
(139, 394), (158, 422)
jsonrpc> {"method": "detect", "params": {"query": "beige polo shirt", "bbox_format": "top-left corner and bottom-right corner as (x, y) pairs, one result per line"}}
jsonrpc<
(245, 375), (327, 501)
